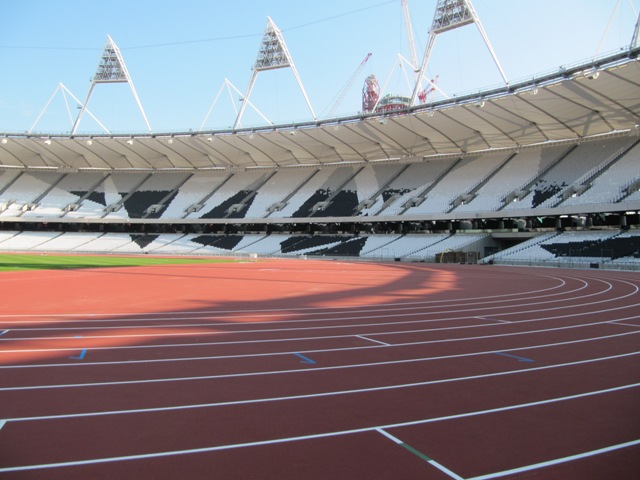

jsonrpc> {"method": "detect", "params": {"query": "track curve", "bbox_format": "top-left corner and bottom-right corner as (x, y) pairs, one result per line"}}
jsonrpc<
(0, 260), (638, 479)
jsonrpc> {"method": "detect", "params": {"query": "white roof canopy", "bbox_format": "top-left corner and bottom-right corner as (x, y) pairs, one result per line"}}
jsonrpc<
(1, 49), (639, 171)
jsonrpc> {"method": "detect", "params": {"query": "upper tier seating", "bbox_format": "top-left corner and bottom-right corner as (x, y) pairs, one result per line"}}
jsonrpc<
(1, 135), (638, 222)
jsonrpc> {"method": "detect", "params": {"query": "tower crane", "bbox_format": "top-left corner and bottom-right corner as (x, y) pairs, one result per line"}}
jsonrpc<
(326, 52), (372, 118)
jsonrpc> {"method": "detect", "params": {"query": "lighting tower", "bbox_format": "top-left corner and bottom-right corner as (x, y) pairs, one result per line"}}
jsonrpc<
(72, 35), (151, 134)
(234, 17), (316, 129)
(410, 0), (508, 106)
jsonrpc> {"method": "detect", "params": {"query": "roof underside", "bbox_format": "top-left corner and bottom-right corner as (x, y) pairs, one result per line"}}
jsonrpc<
(2, 49), (640, 171)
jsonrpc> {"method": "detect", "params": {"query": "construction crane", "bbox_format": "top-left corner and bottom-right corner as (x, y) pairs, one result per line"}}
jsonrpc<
(326, 52), (372, 118)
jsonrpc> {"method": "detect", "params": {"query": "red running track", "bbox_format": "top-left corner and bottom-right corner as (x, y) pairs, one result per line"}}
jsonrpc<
(0, 259), (638, 479)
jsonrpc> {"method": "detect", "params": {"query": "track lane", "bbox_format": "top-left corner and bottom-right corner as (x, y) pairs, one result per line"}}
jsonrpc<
(0, 262), (638, 478)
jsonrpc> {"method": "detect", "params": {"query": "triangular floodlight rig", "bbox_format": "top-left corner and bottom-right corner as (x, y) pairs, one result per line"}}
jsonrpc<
(234, 17), (316, 130)
(72, 35), (151, 134)
(200, 78), (273, 131)
(410, 0), (508, 106)
(597, 0), (640, 55)
(29, 83), (109, 134)
(628, 4), (640, 49)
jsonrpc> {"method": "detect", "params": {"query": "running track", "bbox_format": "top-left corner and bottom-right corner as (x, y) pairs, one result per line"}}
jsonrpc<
(0, 259), (638, 479)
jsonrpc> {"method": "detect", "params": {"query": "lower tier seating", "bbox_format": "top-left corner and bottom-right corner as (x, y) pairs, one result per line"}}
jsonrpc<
(1, 229), (638, 269)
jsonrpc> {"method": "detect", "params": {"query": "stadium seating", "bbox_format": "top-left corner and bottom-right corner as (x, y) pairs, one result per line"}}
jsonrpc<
(484, 230), (640, 268)
(2, 135), (638, 223)
(1, 133), (639, 269)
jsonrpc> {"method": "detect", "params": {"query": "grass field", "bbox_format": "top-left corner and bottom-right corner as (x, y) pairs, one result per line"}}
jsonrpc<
(0, 253), (238, 272)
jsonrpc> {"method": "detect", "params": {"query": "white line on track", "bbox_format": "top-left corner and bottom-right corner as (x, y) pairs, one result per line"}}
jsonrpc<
(2, 297), (639, 347)
(476, 317), (511, 324)
(1, 277), (636, 340)
(467, 439), (640, 479)
(0, 382), (638, 473)
(608, 320), (640, 329)
(376, 429), (464, 480)
(2, 313), (638, 364)
(5, 270), (633, 327)
(356, 335), (390, 346)
(0, 276), (599, 330)
(3, 350), (638, 419)
(375, 428), (403, 444)
(0, 326), (638, 374)
(0, 272), (571, 319)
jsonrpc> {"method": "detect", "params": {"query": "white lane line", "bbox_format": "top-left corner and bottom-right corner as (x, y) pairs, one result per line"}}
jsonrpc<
(0, 311), (493, 334)
(375, 428), (403, 444)
(376, 429), (463, 479)
(0, 276), (617, 334)
(0, 383), (637, 474)
(0, 331), (640, 376)
(429, 459), (465, 480)
(356, 335), (390, 346)
(1, 320), (637, 369)
(467, 439), (640, 480)
(4, 352), (638, 420)
(2, 331), (638, 391)
(0, 272), (572, 320)
(608, 321), (640, 329)
(1, 279), (636, 342)
(476, 317), (511, 324)
(0, 273), (625, 334)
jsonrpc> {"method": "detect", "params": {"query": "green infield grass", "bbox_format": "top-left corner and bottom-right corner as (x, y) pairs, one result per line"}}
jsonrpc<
(0, 253), (239, 272)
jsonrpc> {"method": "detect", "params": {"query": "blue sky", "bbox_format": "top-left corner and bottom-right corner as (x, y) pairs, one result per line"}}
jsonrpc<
(0, 0), (637, 134)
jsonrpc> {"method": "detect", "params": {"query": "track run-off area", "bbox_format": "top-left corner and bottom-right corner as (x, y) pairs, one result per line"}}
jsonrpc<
(0, 259), (638, 479)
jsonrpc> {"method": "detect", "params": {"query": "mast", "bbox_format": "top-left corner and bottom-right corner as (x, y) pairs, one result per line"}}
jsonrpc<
(234, 17), (316, 130)
(410, 0), (507, 106)
(72, 35), (151, 134)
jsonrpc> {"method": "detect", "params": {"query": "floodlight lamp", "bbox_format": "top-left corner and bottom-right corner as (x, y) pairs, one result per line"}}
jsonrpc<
(126, 138), (134, 145)
(1, 138), (7, 144)
(86, 138), (93, 146)
(44, 138), (52, 145)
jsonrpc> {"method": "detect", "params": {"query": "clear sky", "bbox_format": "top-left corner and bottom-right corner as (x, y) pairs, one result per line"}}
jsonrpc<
(0, 0), (637, 134)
